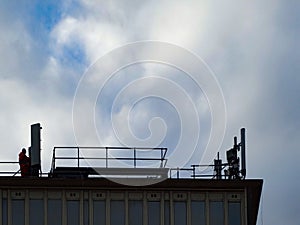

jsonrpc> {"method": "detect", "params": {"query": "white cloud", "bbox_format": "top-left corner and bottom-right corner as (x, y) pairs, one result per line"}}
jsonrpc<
(0, 0), (299, 223)
(51, 11), (129, 63)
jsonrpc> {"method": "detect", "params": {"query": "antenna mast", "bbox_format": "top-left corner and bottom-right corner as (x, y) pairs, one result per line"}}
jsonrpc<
(240, 128), (246, 178)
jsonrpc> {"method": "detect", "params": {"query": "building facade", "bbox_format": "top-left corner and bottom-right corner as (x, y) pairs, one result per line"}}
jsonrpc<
(0, 177), (262, 225)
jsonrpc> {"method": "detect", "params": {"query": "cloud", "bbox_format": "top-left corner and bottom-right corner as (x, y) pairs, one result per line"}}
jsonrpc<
(0, 0), (299, 224)
(51, 10), (129, 63)
(0, 2), (79, 173)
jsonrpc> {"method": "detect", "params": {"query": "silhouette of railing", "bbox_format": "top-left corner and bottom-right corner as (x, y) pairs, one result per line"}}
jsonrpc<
(50, 146), (168, 173)
(0, 162), (20, 176)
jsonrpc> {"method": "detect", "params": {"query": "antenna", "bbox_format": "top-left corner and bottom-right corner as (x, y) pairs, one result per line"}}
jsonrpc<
(214, 152), (222, 180)
(225, 128), (247, 180)
(30, 123), (42, 177)
(240, 128), (246, 178)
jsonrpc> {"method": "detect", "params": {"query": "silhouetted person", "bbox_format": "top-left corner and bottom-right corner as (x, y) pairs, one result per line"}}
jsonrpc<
(19, 148), (30, 177)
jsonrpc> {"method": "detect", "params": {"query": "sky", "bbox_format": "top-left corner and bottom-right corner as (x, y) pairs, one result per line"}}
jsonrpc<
(0, 0), (299, 224)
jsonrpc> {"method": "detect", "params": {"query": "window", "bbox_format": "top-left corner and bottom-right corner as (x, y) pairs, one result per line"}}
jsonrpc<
(129, 200), (143, 225)
(228, 202), (241, 225)
(84, 200), (89, 225)
(164, 201), (170, 225)
(12, 200), (25, 225)
(48, 199), (62, 225)
(209, 201), (224, 225)
(148, 201), (160, 225)
(30, 199), (44, 225)
(191, 201), (205, 225)
(110, 200), (125, 225)
(93, 200), (106, 225)
(174, 201), (187, 225)
(2, 198), (7, 225)
(67, 200), (80, 225)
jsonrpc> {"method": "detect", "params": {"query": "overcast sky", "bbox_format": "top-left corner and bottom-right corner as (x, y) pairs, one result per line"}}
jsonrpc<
(0, 1), (299, 224)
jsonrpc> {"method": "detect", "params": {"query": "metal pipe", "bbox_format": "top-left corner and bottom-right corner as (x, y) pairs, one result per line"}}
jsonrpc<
(77, 147), (80, 168)
(106, 147), (108, 168)
(241, 128), (246, 177)
(134, 148), (136, 168)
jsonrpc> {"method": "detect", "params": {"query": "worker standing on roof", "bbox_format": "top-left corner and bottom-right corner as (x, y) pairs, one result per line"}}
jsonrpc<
(19, 148), (30, 177)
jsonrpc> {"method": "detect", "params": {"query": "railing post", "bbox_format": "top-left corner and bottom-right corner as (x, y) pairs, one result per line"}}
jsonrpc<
(53, 148), (56, 171)
(160, 148), (163, 167)
(134, 148), (136, 168)
(77, 147), (80, 168)
(192, 165), (196, 179)
(106, 147), (108, 168)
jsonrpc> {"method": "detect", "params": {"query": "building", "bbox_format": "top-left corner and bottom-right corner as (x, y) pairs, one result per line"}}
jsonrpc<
(0, 124), (263, 225)
(0, 176), (262, 225)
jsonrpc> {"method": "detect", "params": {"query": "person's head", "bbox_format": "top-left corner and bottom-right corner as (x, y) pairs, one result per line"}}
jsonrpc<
(22, 148), (26, 154)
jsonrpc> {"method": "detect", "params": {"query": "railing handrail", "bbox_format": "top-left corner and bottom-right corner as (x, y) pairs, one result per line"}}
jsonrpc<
(50, 146), (168, 172)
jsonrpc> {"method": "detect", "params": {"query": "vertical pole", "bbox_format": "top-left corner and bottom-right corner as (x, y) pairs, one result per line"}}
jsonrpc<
(192, 165), (196, 179)
(234, 136), (238, 149)
(214, 152), (222, 180)
(106, 147), (108, 168)
(241, 128), (246, 178)
(160, 148), (163, 167)
(134, 148), (136, 168)
(53, 148), (56, 172)
(77, 147), (80, 168)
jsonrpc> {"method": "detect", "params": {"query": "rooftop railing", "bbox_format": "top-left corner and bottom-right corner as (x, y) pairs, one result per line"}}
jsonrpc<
(50, 146), (168, 174)
(0, 162), (20, 176)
